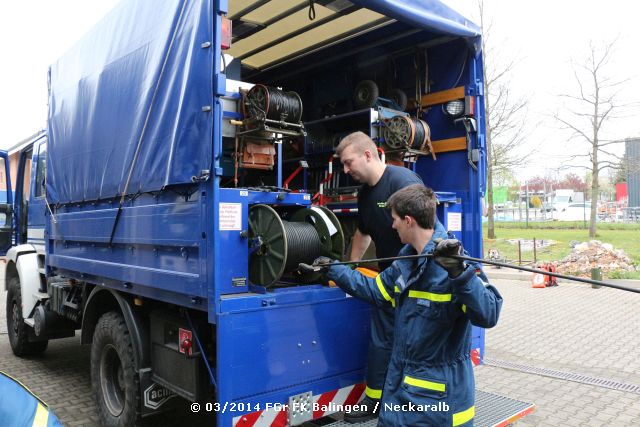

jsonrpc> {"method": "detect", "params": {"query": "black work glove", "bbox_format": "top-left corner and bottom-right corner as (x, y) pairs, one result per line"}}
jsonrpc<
(298, 256), (335, 274)
(434, 238), (465, 278)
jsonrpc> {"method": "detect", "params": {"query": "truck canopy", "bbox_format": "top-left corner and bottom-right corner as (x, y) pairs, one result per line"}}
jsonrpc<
(47, 0), (480, 204)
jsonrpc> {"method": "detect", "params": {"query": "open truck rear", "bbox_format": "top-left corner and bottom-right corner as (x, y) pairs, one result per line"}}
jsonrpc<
(1, 0), (535, 425)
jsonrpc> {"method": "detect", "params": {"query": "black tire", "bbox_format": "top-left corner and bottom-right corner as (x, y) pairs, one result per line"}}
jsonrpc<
(388, 88), (408, 111)
(6, 276), (48, 356)
(91, 311), (141, 427)
(353, 80), (379, 109)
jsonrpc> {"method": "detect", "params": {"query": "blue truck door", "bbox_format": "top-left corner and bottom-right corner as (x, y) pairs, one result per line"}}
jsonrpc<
(26, 139), (46, 247)
(0, 150), (13, 255)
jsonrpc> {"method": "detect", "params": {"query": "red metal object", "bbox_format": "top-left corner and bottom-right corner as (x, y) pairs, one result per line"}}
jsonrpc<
(232, 384), (365, 426)
(283, 166), (303, 189)
(314, 155), (336, 206)
(178, 328), (193, 356)
(471, 348), (481, 366)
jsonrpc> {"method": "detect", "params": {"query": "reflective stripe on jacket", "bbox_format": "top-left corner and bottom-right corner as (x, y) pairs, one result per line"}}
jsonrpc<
(327, 222), (503, 426)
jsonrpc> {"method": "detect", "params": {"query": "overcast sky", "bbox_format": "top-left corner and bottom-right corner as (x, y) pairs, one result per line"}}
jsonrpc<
(446, 0), (640, 181)
(1, 0), (638, 181)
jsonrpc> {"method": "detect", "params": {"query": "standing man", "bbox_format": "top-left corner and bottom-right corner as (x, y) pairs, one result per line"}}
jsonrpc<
(301, 184), (503, 426)
(336, 131), (422, 423)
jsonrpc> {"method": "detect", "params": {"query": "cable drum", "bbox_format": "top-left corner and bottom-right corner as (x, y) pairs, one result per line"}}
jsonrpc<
(246, 84), (303, 123)
(382, 115), (431, 151)
(412, 118), (430, 150)
(281, 221), (322, 271)
(248, 205), (344, 286)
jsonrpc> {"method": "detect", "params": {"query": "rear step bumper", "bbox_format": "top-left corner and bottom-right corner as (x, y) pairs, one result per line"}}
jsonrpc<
(305, 390), (535, 427)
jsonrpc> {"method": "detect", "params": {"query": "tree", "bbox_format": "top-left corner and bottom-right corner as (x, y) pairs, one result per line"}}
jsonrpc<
(524, 175), (557, 193)
(611, 152), (628, 184)
(478, 0), (533, 239)
(612, 147), (640, 185)
(557, 173), (588, 193)
(554, 40), (637, 237)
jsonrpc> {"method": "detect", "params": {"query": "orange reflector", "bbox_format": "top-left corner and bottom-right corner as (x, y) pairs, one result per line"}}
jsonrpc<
(221, 17), (232, 50)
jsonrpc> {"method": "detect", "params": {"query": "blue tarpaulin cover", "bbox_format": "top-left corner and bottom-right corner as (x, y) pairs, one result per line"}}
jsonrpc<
(352, 0), (481, 51)
(47, 0), (213, 203)
(47, 0), (478, 204)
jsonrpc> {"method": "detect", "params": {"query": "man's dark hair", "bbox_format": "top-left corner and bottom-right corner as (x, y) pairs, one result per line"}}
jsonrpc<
(387, 184), (437, 229)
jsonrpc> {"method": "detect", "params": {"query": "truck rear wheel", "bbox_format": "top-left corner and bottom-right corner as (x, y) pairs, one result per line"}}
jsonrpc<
(91, 311), (141, 427)
(6, 276), (48, 356)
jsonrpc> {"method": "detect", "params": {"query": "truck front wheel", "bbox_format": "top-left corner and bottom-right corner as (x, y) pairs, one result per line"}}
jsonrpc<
(6, 276), (48, 356)
(91, 311), (141, 426)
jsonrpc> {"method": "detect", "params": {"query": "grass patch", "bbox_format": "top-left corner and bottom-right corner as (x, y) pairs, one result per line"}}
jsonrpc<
(490, 221), (640, 230)
(483, 224), (640, 267)
(608, 270), (640, 280)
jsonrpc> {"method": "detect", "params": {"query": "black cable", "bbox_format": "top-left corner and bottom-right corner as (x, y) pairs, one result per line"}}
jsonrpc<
(283, 221), (322, 271)
(308, 0), (316, 20)
(412, 118), (427, 150)
(304, 254), (640, 294)
(247, 85), (303, 123)
(452, 52), (468, 88)
(183, 309), (217, 389)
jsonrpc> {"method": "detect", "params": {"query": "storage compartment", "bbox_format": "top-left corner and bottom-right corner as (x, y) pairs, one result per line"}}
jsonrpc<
(149, 310), (212, 402)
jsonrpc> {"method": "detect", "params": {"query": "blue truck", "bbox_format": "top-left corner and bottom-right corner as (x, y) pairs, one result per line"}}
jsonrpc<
(1, 1), (534, 426)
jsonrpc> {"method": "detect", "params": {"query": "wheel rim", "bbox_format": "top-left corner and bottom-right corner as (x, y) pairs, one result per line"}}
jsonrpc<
(100, 344), (126, 417)
(384, 116), (413, 149)
(11, 302), (20, 335)
(248, 204), (287, 286)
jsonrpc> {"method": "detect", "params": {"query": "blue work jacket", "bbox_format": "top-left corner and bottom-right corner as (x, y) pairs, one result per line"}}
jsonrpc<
(327, 224), (503, 426)
(0, 371), (63, 426)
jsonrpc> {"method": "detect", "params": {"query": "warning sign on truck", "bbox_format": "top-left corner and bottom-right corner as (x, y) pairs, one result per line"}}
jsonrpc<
(220, 203), (242, 230)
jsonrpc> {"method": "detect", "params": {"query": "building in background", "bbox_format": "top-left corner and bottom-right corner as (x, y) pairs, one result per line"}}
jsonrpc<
(627, 137), (640, 208)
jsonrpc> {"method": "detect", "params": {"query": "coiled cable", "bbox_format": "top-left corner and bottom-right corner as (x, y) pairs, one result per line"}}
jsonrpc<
(246, 84), (303, 123)
(282, 221), (323, 271)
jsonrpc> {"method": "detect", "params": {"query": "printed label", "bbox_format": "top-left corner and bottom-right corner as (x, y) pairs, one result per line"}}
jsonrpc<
(447, 212), (462, 232)
(220, 203), (242, 230)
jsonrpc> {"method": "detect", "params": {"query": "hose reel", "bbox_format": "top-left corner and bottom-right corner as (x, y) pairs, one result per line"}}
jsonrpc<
(382, 115), (435, 159)
(248, 205), (344, 286)
(245, 84), (303, 124)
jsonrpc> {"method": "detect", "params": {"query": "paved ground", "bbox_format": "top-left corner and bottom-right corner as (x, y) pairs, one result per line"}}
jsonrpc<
(0, 264), (638, 426)
(475, 269), (640, 426)
(0, 263), (212, 426)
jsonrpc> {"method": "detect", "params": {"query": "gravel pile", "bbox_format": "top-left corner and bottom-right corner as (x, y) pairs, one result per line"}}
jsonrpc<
(556, 240), (635, 276)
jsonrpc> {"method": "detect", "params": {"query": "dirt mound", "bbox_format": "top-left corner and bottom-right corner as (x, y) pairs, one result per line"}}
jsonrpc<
(556, 240), (635, 276)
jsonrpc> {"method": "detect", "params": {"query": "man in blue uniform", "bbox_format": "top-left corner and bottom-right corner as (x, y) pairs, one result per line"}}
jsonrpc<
(336, 131), (423, 422)
(302, 184), (503, 426)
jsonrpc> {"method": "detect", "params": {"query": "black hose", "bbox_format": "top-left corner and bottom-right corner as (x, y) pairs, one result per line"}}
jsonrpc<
(308, 254), (640, 294)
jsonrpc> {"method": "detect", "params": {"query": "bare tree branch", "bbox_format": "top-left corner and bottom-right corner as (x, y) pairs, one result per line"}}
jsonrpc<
(477, 0), (533, 239)
(553, 38), (634, 237)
